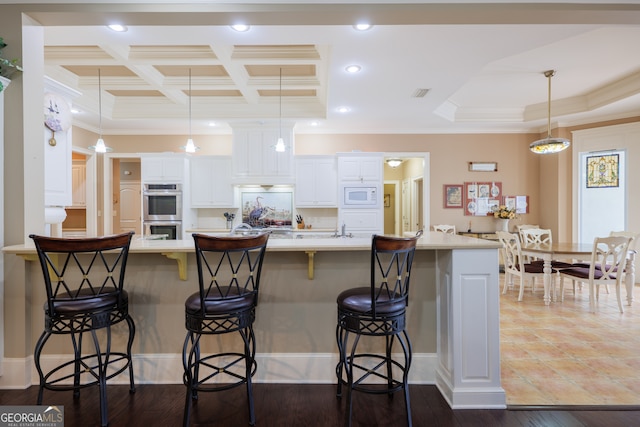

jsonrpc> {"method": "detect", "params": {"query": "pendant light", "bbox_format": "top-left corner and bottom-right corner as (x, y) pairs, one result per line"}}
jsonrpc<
(529, 70), (570, 154)
(181, 68), (200, 153)
(88, 68), (112, 153)
(274, 67), (286, 152)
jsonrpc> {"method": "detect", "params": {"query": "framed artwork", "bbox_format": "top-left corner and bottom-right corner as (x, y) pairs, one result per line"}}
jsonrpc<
(503, 195), (529, 214)
(586, 154), (619, 188)
(443, 184), (463, 208)
(384, 194), (391, 207)
(463, 182), (502, 216)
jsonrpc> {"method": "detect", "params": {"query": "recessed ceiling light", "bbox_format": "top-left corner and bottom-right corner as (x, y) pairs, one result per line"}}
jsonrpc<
(107, 24), (127, 32)
(231, 24), (250, 32)
(70, 108), (80, 114)
(337, 107), (351, 114)
(345, 65), (362, 73)
(208, 122), (217, 127)
(310, 121), (319, 126)
(353, 23), (372, 31)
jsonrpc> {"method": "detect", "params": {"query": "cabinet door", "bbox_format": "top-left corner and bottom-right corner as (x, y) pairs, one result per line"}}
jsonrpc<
(190, 156), (234, 207)
(295, 157), (337, 207)
(294, 158), (316, 206)
(161, 157), (185, 182)
(340, 209), (382, 233)
(141, 158), (165, 182)
(313, 158), (337, 206)
(338, 156), (381, 182)
(142, 157), (184, 182)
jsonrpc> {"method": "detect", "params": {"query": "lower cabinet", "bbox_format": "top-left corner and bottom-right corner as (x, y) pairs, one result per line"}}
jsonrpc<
(190, 156), (234, 208)
(339, 209), (382, 234)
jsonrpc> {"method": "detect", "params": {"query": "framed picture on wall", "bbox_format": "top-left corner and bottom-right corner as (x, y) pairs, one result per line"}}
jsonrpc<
(463, 182), (502, 215)
(443, 184), (463, 208)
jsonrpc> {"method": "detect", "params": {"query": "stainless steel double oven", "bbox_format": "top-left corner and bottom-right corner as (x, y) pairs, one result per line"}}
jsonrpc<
(143, 183), (182, 240)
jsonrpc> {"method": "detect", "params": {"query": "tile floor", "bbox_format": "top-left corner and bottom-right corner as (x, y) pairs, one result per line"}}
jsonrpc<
(499, 274), (640, 406)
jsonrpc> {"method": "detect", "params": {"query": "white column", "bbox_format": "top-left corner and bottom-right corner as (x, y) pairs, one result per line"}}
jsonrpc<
(0, 76), (9, 375)
(435, 248), (506, 408)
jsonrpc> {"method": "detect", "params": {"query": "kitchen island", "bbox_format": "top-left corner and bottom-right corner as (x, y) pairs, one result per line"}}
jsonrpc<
(2, 232), (505, 409)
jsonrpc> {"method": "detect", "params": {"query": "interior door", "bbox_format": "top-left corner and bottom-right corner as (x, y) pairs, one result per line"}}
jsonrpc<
(402, 179), (410, 233)
(119, 183), (142, 235)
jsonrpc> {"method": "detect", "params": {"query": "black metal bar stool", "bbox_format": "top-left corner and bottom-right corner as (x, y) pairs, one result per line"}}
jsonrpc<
(336, 230), (422, 427)
(29, 232), (136, 427)
(183, 232), (270, 427)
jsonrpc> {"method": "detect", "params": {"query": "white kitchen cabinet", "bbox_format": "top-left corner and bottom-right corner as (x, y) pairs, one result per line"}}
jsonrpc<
(339, 209), (383, 234)
(295, 156), (337, 207)
(232, 127), (294, 184)
(71, 161), (86, 207)
(141, 155), (185, 183)
(190, 156), (234, 208)
(338, 154), (383, 183)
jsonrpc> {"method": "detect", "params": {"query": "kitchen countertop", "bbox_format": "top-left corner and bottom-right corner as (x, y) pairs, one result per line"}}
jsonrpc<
(3, 231), (499, 255)
(3, 232), (499, 281)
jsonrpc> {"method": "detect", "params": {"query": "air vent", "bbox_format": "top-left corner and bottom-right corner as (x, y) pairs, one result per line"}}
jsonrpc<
(412, 88), (430, 98)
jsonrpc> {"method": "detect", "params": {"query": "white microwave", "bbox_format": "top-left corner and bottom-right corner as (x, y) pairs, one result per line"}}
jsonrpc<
(341, 184), (380, 208)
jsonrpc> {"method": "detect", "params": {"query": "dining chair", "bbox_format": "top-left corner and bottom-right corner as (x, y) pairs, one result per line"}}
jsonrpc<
(335, 230), (422, 427)
(432, 224), (456, 234)
(497, 231), (558, 301)
(183, 232), (270, 427)
(29, 232), (136, 427)
(516, 224), (539, 235)
(559, 236), (632, 312)
(568, 230), (638, 295)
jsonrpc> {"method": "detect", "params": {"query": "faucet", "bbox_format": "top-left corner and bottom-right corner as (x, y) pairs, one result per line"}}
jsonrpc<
(341, 222), (346, 237)
(231, 223), (253, 234)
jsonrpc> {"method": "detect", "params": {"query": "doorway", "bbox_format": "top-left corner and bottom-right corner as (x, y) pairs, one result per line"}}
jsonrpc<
(383, 153), (429, 236)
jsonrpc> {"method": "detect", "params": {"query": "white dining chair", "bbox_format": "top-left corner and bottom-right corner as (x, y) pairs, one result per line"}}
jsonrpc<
(570, 230), (639, 295)
(497, 231), (558, 302)
(559, 236), (632, 313)
(433, 224), (456, 234)
(518, 228), (572, 293)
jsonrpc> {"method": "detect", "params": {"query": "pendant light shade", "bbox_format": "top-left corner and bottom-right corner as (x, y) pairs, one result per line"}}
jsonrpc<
(529, 70), (570, 154)
(273, 67), (287, 152)
(181, 68), (200, 153)
(88, 69), (113, 153)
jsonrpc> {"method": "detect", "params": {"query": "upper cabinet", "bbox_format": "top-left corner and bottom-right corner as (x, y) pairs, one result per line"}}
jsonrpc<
(232, 126), (294, 184)
(338, 153), (383, 183)
(141, 155), (185, 183)
(295, 156), (338, 207)
(190, 156), (234, 208)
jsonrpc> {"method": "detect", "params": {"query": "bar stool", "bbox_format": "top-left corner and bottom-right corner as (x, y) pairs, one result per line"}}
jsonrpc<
(29, 232), (136, 427)
(183, 232), (270, 427)
(336, 230), (423, 427)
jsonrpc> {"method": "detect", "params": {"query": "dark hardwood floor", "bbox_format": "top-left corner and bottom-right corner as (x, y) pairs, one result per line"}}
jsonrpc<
(1, 384), (639, 427)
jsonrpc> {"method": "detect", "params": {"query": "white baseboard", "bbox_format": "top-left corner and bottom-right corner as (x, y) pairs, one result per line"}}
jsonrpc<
(0, 353), (438, 388)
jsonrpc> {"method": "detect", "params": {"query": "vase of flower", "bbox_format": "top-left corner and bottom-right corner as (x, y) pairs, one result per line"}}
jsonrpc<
(491, 205), (516, 232)
(497, 218), (509, 232)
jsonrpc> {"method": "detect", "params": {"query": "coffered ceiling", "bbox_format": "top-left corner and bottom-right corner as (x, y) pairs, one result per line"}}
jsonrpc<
(27, 1), (640, 137)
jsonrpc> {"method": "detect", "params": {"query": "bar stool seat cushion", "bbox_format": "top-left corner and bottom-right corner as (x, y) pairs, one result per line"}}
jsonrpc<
(50, 288), (124, 314)
(337, 287), (405, 315)
(185, 287), (254, 315)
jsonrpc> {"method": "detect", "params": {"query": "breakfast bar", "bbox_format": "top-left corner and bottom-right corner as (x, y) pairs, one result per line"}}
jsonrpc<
(2, 232), (505, 409)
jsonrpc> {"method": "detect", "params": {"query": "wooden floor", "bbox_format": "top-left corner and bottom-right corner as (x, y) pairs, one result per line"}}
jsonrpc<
(1, 384), (639, 427)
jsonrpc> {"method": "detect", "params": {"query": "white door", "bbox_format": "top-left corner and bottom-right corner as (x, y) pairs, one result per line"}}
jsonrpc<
(402, 179), (410, 233)
(120, 183), (142, 235)
(578, 149), (626, 244)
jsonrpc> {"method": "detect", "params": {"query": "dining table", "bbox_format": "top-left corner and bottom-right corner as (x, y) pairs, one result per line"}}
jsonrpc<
(520, 242), (636, 306)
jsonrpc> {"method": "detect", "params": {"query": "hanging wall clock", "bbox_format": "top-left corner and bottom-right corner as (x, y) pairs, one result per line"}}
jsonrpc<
(43, 92), (72, 146)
